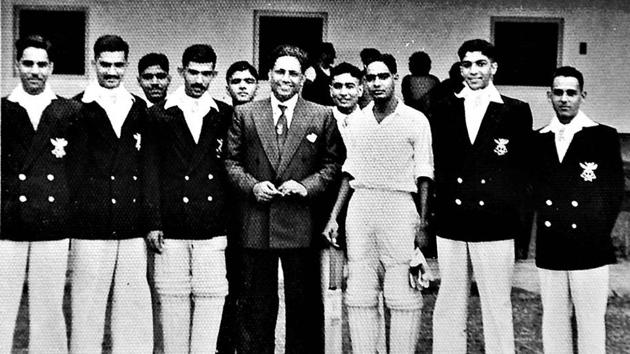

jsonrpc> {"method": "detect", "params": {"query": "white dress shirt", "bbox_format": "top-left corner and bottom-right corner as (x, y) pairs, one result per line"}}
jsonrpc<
(539, 110), (598, 162)
(332, 106), (362, 141)
(164, 86), (219, 143)
(82, 83), (135, 138)
(7, 84), (56, 130)
(271, 93), (299, 129)
(455, 82), (504, 144)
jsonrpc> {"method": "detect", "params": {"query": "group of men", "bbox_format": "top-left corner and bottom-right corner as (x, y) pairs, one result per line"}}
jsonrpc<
(0, 32), (622, 354)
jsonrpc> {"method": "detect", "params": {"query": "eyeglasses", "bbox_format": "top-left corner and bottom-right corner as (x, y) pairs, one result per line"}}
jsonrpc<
(140, 73), (169, 80)
(364, 73), (391, 82)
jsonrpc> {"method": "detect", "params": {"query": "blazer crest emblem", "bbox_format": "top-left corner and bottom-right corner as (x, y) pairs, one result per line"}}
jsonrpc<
(493, 138), (509, 156)
(134, 133), (142, 151)
(50, 138), (68, 158)
(579, 162), (598, 182)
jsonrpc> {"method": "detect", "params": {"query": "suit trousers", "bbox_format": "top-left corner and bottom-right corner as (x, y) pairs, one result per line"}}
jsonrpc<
(69, 238), (153, 354)
(433, 236), (515, 354)
(538, 265), (609, 354)
(0, 239), (69, 354)
(237, 248), (323, 354)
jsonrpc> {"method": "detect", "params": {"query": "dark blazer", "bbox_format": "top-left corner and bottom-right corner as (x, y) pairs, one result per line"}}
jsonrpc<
(144, 100), (233, 239)
(225, 97), (345, 249)
(1, 97), (81, 241)
(69, 92), (148, 239)
(429, 93), (533, 242)
(533, 124), (623, 270)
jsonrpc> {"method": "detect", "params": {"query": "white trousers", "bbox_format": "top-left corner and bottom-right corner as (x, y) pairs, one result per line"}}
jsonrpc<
(0, 239), (69, 354)
(538, 266), (609, 354)
(433, 236), (515, 354)
(153, 237), (228, 354)
(69, 238), (153, 354)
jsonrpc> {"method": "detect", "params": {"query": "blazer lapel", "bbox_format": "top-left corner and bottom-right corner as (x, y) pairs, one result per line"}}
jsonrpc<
(166, 106), (196, 157)
(471, 101), (503, 153)
(8, 103), (36, 155)
(23, 103), (57, 170)
(276, 99), (311, 176)
(252, 99), (280, 171)
(188, 111), (216, 172)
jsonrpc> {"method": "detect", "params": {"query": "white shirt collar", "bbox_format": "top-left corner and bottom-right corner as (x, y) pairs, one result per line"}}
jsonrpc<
(164, 86), (218, 112)
(540, 110), (598, 134)
(271, 93), (299, 128)
(455, 81), (504, 104)
(8, 84), (56, 105)
(82, 82), (135, 105)
(332, 105), (360, 121)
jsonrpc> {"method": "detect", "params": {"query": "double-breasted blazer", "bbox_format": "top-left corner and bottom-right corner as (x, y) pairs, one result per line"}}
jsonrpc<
(1, 97), (81, 241)
(225, 97), (345, 249)
(429, 93), (533, 242)
(69, 93), (148, 239)
(144, 100), (233, 239)
(533, 124), (623, 270)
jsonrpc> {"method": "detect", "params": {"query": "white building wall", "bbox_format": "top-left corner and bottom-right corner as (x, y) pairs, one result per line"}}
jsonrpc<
(2, 0), (629, 130)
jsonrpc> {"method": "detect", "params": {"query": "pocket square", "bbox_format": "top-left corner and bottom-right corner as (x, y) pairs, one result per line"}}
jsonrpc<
(306, 133), (318, 143)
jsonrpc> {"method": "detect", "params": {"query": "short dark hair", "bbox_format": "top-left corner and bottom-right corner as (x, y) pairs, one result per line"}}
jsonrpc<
(269, 44), (309, 73)
(330, 62), (363, 81)
(316, 42), (336, 58)
(94, 35), (129, 60)
(226, 61), (259, 82)
(365, 53), (397, 74)
(408, 51), (432, 76)
(138, 53), (169, 74)
(552, 66), (585, 91)
(16, 34), (53, 61)
(182, 44), (217, 67)
(457, 39), (497, 62)
(360, 48), (381, 65)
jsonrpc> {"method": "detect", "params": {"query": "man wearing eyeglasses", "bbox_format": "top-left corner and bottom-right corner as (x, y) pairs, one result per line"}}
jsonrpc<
(144, 44), (233, 353)
(430, 39), (533, 354)
(323, 53), (433, 354)
(137, 53), (171, 107)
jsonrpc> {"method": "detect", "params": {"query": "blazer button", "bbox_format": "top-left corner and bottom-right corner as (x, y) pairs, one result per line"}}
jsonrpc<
(571, 223), (577, 229)
(18, 174), (26, 181)
(457, 177), (463, 184)
(478, 200), (485, 206)
(480, 179), (486, 184)
(47, 174), (55, 181)
(546, 200), (553, 206)
(183, 197), (189, 203)
(133, 175), (138, 181)
(133, 198), (137, 203)
(208, 174), (214, 180)
(111, 198), (117, 204)
(19, 195), (27, 202)
(185, 176), (190, 181)
(455, 198), (462, 205)
(571, 201), (579, 207)
(111, 175), (116, 181)
(48, 196), (55, 202)
(544, 221), (551, 227)
(207, 196), (213, 201)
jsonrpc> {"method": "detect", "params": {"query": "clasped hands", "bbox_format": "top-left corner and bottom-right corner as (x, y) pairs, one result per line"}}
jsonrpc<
(253, 180), (307, 203)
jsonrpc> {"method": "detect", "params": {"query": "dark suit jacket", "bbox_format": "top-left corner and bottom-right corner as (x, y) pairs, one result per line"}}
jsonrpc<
(225, 97), (345, 249)
(69, 92), (148, 239)
(1, 97), (81, 241)
(533, 124), (623, 270)
(144, 100), (233, 239)
(429, 93), (533, 242)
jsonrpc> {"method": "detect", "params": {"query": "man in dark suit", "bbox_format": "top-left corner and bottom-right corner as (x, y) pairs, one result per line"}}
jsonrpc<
(1, 34), (81, 354)
(225, 44), (345, 354)
(69, 34), (153, 353)
(144, 44), (233, 354)
(429, 39), (533, 354)
(533, 66), (623, 354)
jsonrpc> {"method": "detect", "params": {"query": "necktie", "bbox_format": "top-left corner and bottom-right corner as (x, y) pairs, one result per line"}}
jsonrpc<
(276, 104), (288, 147)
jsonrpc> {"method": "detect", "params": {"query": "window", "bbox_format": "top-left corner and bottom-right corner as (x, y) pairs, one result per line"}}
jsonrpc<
(14, 5), (88, 75)
(491, 17), (563, 86)
(254, 10), (327, 80)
